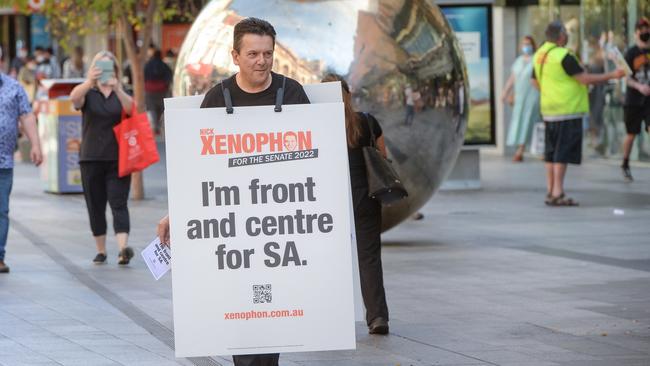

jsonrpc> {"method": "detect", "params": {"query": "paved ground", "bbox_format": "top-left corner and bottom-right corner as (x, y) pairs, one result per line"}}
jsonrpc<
(1, 149), (649, 366)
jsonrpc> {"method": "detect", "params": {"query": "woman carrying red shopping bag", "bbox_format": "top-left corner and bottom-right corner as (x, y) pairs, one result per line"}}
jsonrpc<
(70, 51), (136, 266)
(113, 102), (160, 178)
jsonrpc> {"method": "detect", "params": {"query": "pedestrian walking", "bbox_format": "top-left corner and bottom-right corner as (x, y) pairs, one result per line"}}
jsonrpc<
(62, 46), (86, 79)
(9, 45), (28, 78)
(144, 47), (173, 135)
(502, 35), (540, 162)
(157, 17), (309, 366)
(69, 51), (135, 265)
(621, 17), (650, 182)
(586, 37), (608, 151)
(17, 55), (38, 102)
(0, 46), (43, 273)
(322, 73), (391, 335)
(404, 84), (415, 125)
(532, 21), (625, 206)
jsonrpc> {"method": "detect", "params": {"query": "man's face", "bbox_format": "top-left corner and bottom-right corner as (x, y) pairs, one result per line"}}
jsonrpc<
(283, 134), (297, 151)
(232, 34), (274, 86)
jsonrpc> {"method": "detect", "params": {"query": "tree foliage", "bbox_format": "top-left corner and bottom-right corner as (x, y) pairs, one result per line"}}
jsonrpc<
(2, 0), (208, 199)
(3, 0), (208, 52)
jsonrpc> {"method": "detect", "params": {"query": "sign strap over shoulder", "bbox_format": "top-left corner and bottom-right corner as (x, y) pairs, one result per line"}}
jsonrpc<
(221, 79), (234, 114)
(274, 75), (286, 112)
(221, 75), (285, 114)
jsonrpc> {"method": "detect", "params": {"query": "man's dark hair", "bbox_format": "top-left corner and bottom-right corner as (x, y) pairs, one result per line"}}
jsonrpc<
(35, 46), (44, 52)
(545, 21), (566, 43)
(233, 17), (276, 52)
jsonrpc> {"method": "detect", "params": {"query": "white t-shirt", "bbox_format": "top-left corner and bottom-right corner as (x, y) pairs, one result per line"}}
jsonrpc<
(404, 87), (414, 106)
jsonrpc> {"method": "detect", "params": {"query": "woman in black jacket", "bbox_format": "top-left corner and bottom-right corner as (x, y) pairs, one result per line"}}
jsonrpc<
(70, 51), (135, 266)
(322, 74), (390, 334)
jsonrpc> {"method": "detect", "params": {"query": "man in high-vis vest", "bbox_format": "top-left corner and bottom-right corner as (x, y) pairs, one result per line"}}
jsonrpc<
(532, 21), (625, 206)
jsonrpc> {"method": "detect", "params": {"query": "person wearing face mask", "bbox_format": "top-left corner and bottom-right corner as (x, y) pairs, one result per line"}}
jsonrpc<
(501, 35), (540, 162)
(9, 46), (28, 78)
(621, 17), (650, 182)
(35, 46), (54, 80)
(532, 21), (625, 207)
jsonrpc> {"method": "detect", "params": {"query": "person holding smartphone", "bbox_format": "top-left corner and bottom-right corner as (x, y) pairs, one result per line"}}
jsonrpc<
(70, 51), (135, 265)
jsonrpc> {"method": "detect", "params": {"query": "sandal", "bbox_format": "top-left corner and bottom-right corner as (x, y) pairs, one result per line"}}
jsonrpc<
(118, 247), (134, 265)
(548, 193), (579, 207)
(544, 193), (553, 205)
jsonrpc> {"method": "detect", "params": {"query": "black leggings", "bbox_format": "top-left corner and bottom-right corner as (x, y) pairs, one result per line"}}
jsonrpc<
(352, 184), (389, 325)
(80, 161), (131, 236)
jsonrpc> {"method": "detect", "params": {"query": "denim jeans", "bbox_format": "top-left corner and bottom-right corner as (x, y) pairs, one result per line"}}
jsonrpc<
(0, 168), (13, 261)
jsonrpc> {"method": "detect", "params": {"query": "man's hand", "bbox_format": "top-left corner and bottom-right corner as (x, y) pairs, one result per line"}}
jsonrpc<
(30, 145), (43, 166)
(637, 84), (650, 96)
(158, 215), (170, 247)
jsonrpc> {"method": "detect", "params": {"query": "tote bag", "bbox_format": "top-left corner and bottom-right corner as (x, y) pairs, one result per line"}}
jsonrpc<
(113, 103), (160, 177)
(361, 113), (408, 205)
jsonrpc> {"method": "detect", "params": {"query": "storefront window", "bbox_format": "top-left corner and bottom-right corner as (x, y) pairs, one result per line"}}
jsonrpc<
(515, 0), (650, 161)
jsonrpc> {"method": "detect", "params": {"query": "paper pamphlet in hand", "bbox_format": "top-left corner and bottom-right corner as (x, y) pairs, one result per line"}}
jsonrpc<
(141, 237), (171, 280)
(609, 47), (633, 76)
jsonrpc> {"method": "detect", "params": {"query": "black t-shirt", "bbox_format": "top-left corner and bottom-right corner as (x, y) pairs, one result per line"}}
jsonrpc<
(532, 53), (585, 80)
(349, 112), (383, 187)
(200, 72), (310, 108)
(80, 88), (122, 161)
(624, 45), (650, 106)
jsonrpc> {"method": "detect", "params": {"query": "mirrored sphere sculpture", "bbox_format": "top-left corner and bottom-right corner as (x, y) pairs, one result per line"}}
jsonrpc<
(174, 0), (469, 231)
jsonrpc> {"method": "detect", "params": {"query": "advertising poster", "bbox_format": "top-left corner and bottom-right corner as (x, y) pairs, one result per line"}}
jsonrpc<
(58, 116), (82, 191)
(441, 5), (495, 145)
(30, 14), (51, 52)
(165, 97), (356, 357)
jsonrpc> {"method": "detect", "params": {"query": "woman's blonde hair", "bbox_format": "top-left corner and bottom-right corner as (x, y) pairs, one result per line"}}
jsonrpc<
(88, 50), (121, 87)
(321, 73), (362, 148)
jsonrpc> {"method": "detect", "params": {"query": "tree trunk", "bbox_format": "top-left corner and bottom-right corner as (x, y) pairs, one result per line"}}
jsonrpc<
(129, 61), (146, 200)
(116, 0), (158, 201)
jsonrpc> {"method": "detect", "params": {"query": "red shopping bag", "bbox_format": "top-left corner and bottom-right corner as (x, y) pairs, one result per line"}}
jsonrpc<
(113, 103), (160, 177)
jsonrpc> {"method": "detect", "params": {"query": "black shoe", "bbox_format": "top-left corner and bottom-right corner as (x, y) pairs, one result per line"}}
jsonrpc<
(368, 317), (389, 335)
(118, 247), (134, 266)
(622, 165), (633, 182)
(0, 260), (10, 273)
(93, 253), (107, 264)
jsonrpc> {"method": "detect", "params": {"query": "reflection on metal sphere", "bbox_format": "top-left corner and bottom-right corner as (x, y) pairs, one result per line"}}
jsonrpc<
(174, 0), (468, 231)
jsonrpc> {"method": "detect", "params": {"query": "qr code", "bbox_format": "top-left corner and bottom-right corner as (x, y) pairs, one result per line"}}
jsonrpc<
(253, 284), (272, 304)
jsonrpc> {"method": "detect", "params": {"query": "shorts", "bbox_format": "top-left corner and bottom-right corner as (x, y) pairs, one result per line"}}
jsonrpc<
(544, 118), (582, 165)
(623, 105), (650, 135)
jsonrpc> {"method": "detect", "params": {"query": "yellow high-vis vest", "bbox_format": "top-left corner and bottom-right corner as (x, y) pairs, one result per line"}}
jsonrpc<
(533, 42), (589, 121)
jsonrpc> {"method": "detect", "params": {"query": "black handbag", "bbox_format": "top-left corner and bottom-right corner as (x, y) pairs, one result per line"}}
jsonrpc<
(361, 113), (408, 204)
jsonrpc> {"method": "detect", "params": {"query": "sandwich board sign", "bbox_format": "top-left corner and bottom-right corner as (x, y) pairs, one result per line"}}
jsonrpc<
(164, 82), (362, 357)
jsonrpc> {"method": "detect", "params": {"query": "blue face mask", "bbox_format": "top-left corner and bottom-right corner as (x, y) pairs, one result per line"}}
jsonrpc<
(522, 45), (533, 55)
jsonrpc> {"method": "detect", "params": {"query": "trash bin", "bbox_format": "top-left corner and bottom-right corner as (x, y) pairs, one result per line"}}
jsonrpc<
(37, 79), (85, 193)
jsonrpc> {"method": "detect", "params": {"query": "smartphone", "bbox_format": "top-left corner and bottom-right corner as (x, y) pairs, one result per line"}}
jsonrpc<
(96, 60), (115, 84)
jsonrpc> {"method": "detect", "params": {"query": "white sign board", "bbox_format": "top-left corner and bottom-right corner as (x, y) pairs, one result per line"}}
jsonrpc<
(164, 92), (356, 357)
